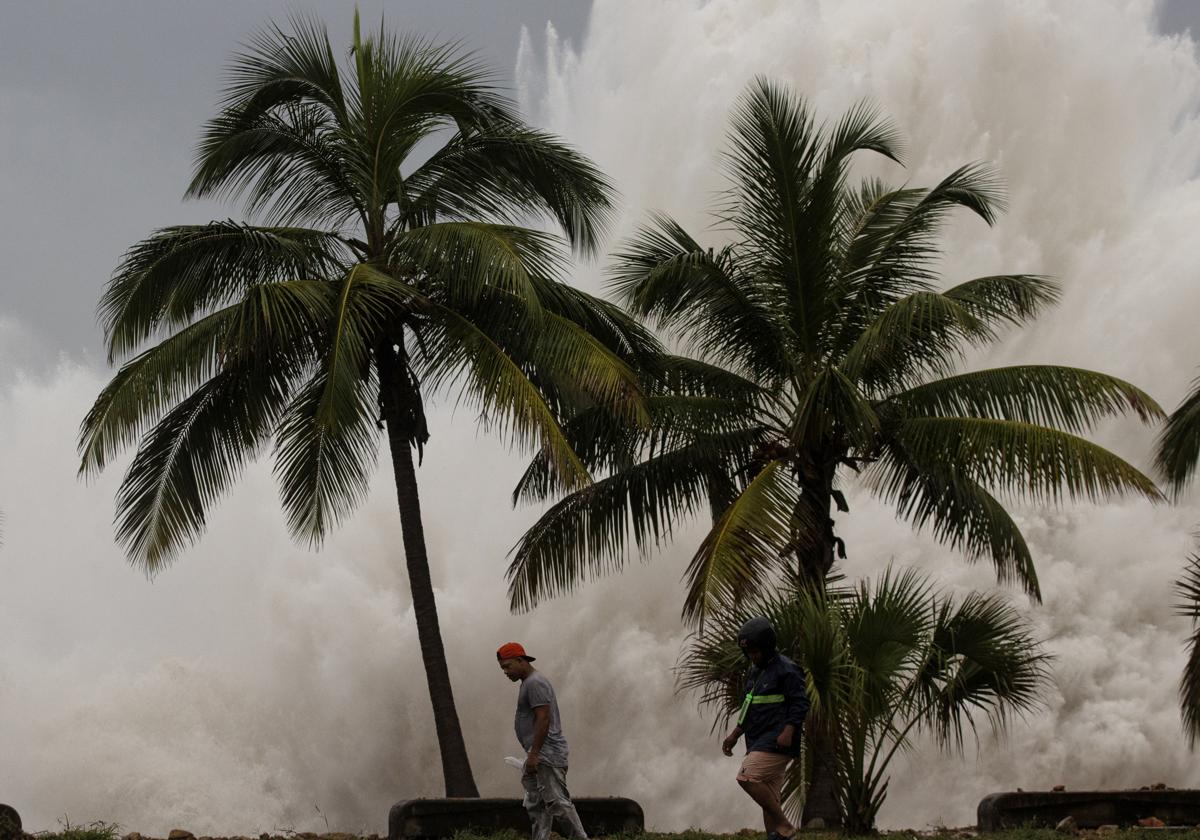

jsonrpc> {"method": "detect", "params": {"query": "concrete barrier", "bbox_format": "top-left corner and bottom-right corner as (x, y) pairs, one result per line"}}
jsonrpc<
(978, 790), (1200, 830)
(388, 797), (643, 840)
(0, 804), (21, 840)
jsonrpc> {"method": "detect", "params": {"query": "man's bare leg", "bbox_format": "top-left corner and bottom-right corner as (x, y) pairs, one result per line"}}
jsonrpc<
(738, 779), (795, 837)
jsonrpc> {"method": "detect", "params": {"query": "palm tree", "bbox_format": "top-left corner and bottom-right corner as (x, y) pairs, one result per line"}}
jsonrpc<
(680, 569), (1049, 833)
(1176, 554), (1200, 746)
(77, 14), (653, 797)
(1155, 378), (1200, 745)
(507, 78), (1164, 822)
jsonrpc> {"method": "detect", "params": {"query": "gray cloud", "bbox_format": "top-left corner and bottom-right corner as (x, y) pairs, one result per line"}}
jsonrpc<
(0, 0), (590, 363)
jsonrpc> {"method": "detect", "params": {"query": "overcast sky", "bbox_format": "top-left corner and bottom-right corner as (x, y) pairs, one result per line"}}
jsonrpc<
(0, 1), (590, 366)
(1, 0), (1198, 365)
(5, 0), (1200, 365)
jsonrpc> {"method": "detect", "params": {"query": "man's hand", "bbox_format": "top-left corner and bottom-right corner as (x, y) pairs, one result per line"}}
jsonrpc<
(721, 732), (739, 756)
(776, 725), (795, 749)
(524, 750), (541, 775)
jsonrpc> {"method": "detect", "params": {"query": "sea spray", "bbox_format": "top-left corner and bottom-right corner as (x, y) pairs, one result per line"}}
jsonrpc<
(4, 0), (1200, 834)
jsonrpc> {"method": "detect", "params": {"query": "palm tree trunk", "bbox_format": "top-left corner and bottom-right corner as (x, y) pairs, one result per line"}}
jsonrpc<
(797, 468), (843, 828)
(379, 342), (480, 798)
(803, 719), (842, 828)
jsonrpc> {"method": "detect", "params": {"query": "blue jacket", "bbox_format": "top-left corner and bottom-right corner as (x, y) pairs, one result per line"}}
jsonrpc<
(739, 653), (809, 756)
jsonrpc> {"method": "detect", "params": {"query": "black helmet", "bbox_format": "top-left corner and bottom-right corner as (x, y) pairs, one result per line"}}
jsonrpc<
(737, 616), (777, 658)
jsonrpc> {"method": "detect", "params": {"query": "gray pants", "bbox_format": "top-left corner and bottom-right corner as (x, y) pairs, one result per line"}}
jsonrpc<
(521, 763), (588, 840)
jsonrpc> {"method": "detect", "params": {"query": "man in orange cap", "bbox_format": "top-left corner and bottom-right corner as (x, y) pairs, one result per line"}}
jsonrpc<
(497, 642), (588, 840)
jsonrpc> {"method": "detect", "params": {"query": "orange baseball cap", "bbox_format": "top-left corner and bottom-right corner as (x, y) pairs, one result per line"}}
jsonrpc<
(496, 642), (535, 662)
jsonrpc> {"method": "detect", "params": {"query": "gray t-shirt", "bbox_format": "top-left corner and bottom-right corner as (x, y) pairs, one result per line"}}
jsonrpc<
(514, 671), (569, 767)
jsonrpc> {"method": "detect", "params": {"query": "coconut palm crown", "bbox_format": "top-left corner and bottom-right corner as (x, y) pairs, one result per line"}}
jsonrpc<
(77, 14), (656, 797)
(507, 78), (1164, 625)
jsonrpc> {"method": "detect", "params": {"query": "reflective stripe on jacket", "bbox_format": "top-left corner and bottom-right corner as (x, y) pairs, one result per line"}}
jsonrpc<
(740, 653), (809, 756)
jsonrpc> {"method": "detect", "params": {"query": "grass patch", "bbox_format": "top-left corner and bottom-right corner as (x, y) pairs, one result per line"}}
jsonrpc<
(23, 828), (1200, 840)
(33, 819), (121, 840)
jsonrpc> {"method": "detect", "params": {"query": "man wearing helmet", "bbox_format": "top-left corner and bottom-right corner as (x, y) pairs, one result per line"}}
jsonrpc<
(497, 642), (589, 840)
(721, 617), (810, 840)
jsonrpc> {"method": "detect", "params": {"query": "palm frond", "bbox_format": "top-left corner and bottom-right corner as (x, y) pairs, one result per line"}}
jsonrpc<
(114, 361), (290, 572)
(943, 274), (1060, 330)
(509, 307), (649, 425)
(81, 281), (334, 477)
(1156, 376), (1200, 496)
(272, 267), (382, 543)
(887, 416), (1163, 504)
(390, 221), (563, 313)
(1175, 554), (1200, 746)
(401, 125), (615, 255)
(838, 290), (992, 392)
(723, 78), (829, 348)
(81, 306), (239, 477)
(792, 365), (880, 451)
(192, 103), (367, 229)
(609, 212), (787, 381)
(868, 440), (1040, 598)
(820, 101), (905, 172)
(682, 459), (809, 625)
(842, 567), (933, 712)
(888, 366), (1163, 433)
(654, 355), (768, 402)
(506, 342), (705, 508)
(918, 591), (1050, 751)
(507, 426), (765, 611)
(417, 300), (591, 490)
(530, 279), (664, 370)
(100, 222), (347, 360)
(220, 13), (349, 123)
(513, 394), (757, 506)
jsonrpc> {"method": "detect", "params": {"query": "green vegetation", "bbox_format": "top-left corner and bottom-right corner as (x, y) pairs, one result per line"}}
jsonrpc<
(73, 8), (1184, 831)
(1176, 554), (1200, 745)
(439, 831), (1196, 840)
(1154, 378), (1200, 744)
(28, 831), (1200, 840)
(78, 12), (643, 798)
(506, 79), (1164, 826)
(35, 819), (120, 840)
(508, 76), (1164, 621)
(680, 570), (1049, 833)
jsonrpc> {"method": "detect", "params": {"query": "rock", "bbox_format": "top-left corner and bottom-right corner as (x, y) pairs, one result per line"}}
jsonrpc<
(1139, 817), (1166, 828)
(168, 831), (195, 840)
(260, 834), (270, 840)
(122, 834), (142, 840)
(805, 817), (827, 830)
(1098, 826), (1120, 835)
(1055, 816), (1078, 833)
(0, 805), (21, 840)
(1153, 783), (1168, 791)
(1053, 785), (1067, 792)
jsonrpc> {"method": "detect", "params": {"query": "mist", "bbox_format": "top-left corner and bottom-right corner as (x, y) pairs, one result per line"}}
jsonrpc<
(4, 0), (1200, 833)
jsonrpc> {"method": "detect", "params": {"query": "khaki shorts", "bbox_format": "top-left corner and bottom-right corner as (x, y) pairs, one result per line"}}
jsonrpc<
(736, 750), (792, 788)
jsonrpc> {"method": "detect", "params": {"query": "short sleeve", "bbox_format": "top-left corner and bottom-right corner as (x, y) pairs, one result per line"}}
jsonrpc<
(525, 676), (555, 708)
